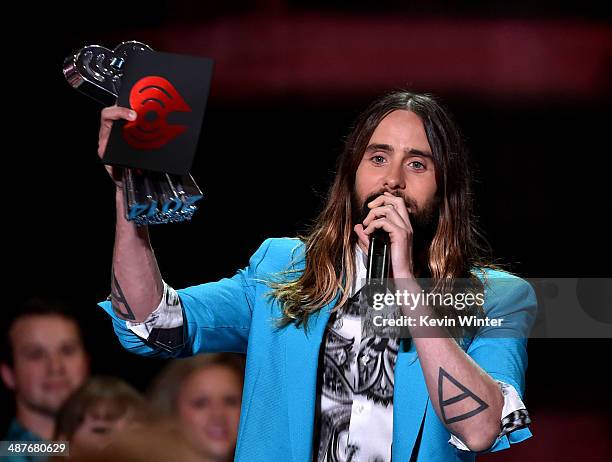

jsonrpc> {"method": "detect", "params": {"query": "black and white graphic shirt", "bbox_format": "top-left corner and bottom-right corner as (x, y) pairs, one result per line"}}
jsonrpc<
(314, 284), (398, 462)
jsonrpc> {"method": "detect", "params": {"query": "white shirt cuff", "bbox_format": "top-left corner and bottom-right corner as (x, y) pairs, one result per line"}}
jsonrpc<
(448, 381), (528, 451)
(125, 281), (183, 340)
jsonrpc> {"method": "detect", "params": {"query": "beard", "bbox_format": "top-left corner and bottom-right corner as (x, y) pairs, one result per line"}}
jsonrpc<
(351, 189), (439, 253)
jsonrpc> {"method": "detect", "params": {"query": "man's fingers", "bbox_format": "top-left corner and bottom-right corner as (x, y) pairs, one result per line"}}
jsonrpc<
(362, 218), (408, 237)
(354, 223), (369, 242)
(98, 106), (137, 158)
(362, 205), (406, 230)
(101, 106), (137, 122)
(368, 193), (411, 225)
(353, 224), (370, 254)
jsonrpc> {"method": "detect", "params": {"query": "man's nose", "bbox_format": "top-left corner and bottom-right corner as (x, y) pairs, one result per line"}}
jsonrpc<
(47, 353), (66, 375)
(383, 163), (405, 190)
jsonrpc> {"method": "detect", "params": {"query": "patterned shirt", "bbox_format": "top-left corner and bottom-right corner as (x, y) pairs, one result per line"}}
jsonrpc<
(314, 286), (399, 462)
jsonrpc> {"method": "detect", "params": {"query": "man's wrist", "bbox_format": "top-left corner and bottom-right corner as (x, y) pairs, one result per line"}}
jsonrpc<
(115, 187), (126, 217)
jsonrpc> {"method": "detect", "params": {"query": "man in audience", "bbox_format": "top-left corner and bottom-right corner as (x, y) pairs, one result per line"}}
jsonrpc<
(1, 296), (90, 456)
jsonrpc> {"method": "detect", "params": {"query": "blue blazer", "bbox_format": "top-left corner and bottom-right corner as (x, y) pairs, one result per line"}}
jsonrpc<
(99, 237), (536, 461)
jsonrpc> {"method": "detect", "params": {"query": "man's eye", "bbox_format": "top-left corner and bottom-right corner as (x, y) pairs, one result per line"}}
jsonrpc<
(409, 161), (425, 170)
(192, 398), (210, 408)
(60, 344), (78, 356)
(371, 155), (386, 164)
(24, 349), (44, 361)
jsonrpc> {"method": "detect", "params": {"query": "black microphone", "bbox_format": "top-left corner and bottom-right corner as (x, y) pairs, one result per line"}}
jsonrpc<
(361, 196), (390, 288)
(361, 196), (393, 338)
(367, 228), (390, 286)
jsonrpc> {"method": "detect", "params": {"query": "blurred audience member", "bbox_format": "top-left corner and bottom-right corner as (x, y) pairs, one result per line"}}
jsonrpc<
(54, 376), (148, 459)
(1, 296), (90, 457)
(148, 353), (245, 462)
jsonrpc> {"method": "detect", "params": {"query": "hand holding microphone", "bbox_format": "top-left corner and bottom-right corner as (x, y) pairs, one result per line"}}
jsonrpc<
(354, 191), (416, 280)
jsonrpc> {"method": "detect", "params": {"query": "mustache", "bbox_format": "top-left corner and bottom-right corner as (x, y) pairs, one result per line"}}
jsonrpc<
(359, 191), (417, 223)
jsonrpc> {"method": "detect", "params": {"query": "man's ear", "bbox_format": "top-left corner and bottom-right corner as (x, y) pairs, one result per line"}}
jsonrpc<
(0, 362), (16, 391)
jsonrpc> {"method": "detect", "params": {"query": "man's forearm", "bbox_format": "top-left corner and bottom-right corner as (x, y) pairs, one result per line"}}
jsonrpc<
(411, 334), (503, 452)
(396, 278), (504, 452)
(110, 188), (164, 323)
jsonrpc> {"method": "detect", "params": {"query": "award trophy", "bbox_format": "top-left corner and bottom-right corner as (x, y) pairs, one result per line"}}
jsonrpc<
(63, 41), (204, 225)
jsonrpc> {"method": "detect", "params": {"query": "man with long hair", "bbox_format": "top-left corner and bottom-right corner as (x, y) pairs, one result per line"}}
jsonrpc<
(97, 91), (536, 461)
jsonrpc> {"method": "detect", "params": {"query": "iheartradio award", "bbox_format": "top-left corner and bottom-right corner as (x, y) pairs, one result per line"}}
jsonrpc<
(63, 41), (214, 225)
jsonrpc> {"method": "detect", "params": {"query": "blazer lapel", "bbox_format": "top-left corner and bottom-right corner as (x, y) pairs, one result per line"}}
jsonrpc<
(392, 338), (429, 461)
(284, 297), (337, 462)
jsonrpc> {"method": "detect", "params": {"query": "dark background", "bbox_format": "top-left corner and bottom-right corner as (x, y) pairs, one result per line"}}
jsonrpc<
(4, 1), (611, 460)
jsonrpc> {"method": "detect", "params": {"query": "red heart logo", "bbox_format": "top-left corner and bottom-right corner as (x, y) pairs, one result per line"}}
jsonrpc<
(123, 76), (191, 150)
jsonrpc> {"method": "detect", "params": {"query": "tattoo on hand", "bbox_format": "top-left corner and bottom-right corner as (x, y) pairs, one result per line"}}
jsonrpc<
(438, 367), (488, 424)
(110, 268), (136, 320)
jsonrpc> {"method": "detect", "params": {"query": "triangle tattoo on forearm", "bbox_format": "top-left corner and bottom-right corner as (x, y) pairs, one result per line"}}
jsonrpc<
(438, 367), (489, 424)
(110, 268), (136, 321)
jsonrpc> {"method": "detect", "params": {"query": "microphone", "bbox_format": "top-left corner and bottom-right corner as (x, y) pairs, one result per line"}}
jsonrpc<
(367, 228), (390, 286)
(361, 196), (394, 339)
(361, 196), (390, 289)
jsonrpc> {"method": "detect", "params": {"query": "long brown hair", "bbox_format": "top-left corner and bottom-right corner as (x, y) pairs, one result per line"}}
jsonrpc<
(269, 91), (497, 336)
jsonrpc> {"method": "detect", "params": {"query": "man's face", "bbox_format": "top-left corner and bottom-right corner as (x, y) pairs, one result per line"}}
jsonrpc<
(1, 315), (89, 417)
(353, 110), (439, 248)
